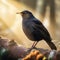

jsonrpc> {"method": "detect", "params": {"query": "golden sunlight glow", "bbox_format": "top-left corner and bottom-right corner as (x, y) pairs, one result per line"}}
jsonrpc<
(0, 0), (24, 43)
(10, 14), (22, 31)
(0, 0), (18, 37)
(1, 0), (7, 4)
(0, 5), (7, 18)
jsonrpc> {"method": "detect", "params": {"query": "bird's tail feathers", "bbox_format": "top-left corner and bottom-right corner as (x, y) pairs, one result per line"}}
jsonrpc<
(46, 41), (57, 50)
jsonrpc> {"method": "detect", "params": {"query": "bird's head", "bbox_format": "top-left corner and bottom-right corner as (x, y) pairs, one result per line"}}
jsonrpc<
(16, 10), (34, 19)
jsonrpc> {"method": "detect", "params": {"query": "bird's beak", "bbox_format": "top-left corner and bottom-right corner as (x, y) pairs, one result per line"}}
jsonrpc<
(16, 12), (20, 14)
(16, 12), (23, 15)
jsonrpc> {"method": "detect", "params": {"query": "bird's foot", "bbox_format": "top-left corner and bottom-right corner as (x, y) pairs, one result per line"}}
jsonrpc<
(27, 47), (33, 52)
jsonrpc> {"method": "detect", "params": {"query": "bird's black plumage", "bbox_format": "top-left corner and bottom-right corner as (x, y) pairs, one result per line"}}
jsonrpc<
(17, 10), (57, 50)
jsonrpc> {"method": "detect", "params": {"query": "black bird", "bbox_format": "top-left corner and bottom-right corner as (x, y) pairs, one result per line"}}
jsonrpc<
(17, 10), (57, 50)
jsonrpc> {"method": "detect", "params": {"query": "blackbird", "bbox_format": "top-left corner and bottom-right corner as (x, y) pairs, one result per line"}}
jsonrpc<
(17, 10), (57, 50)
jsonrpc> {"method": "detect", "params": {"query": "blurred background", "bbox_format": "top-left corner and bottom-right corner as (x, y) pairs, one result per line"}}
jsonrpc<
(0, 0), (60, 50)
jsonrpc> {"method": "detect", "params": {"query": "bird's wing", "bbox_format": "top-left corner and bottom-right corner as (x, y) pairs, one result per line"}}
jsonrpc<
(31, 19), (51, 40)
(32, 20), (48, 33)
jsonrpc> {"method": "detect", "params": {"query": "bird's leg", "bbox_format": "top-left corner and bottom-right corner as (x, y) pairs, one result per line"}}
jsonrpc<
(32, 41), (38, 48)
(31, 41), (36, 48)
(27, 41), (38, 53)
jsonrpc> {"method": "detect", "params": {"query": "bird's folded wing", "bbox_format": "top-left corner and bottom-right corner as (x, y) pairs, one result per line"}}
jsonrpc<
(31, 20), (51, 39)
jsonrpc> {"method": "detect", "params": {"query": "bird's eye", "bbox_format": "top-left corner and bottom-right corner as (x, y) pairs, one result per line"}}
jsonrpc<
(24, 12), (27, 14)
